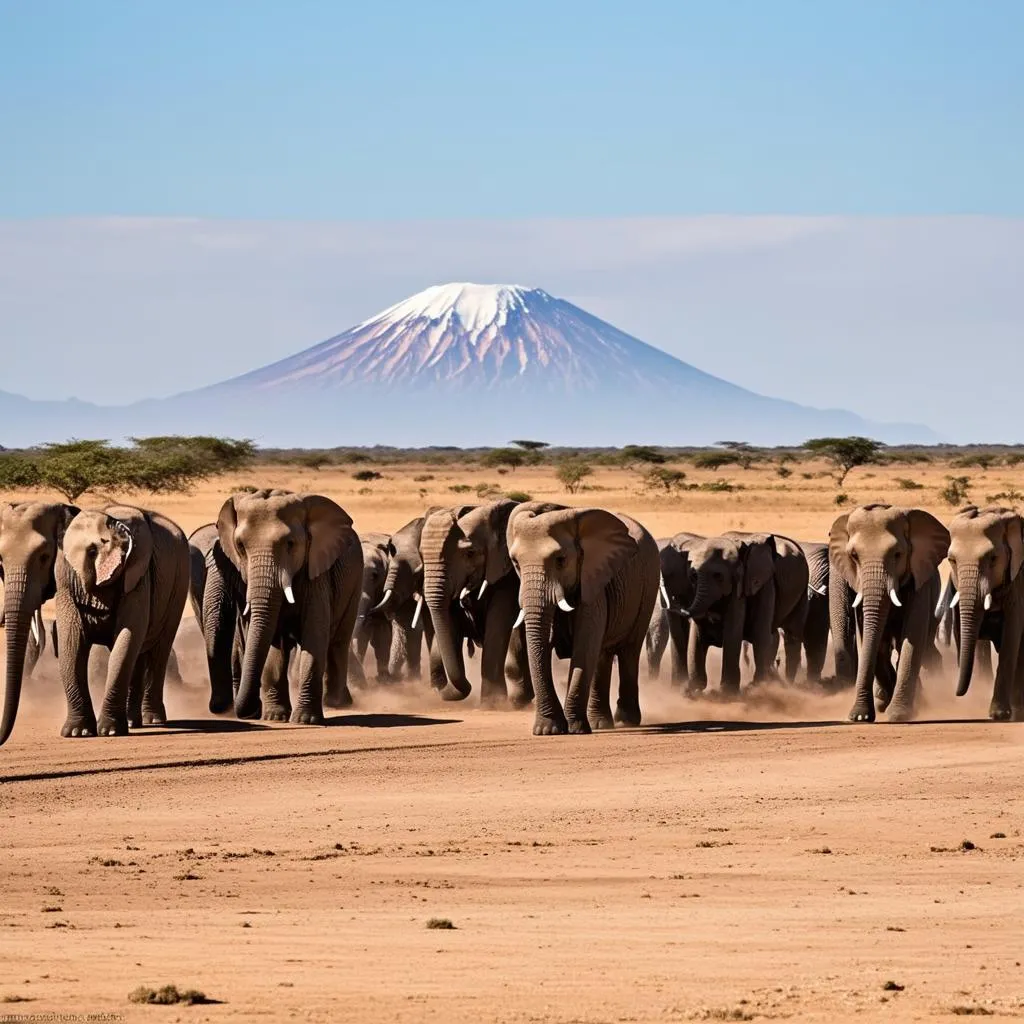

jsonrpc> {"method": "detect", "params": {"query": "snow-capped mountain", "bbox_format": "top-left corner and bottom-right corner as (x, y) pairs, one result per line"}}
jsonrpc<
(0, 283), (935, 447)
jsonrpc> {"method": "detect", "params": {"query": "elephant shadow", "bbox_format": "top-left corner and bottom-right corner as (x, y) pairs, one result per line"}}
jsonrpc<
(322, 713), (461, 728)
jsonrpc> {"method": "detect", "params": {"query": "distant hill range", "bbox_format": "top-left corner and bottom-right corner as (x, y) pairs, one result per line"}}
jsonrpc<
(1, 283), (934, 447)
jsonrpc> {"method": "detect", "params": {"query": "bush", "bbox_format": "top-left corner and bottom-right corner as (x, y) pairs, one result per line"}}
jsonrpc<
(476, 483), (502, 499)
(643, 467), (687, 493)
(413, 474), (434, 483)
(776, 466), (793, 479)
(509, 440), (549, 452)
(940, 476), (971, 506)
(1004, 453), (1024, 467)
(295, 452), (331, 471)
(352, 470), (382, 482)
(988, 488), (1024, 503)
(835, 492), (850, 506)
(692, 452), (741, 471)
(700, 480), (741, 493)
(896, 478), (923, 490)
(619, 445), (666, 466)
(128, 985), (211, 1005)
(480, 448), (525, 472)
(506, 490), (532, 502)
(951, 454), (995, 470)
(448, 484), (472, 494)
(556, 459), (594, 494)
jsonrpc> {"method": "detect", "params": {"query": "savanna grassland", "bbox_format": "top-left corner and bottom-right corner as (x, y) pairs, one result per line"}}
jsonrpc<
(2, 448), (1023, 1023)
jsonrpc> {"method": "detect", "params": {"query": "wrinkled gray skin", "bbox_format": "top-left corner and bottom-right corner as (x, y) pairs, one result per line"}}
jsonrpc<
(187, 523), (246, 715)
(830, 503), (949, 723)
(0, 502), (79, 745)
(947, 505), (1024, 721)
(936, 575), (994, 686)
(420, 500), (528, 706)
(217, 489), (363, 723)
(645, 533), (702, 684)
(377, 515), (432, 683)
(354, 533), (395, 683)
(55, 504), (190, 737)
(685, 532), (810, 694)
(507, 503), (659, 735)
(798, 541), (831, 684)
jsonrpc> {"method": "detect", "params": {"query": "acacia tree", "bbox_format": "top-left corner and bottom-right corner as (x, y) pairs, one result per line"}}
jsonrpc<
(803, 436), (884, 486)
(555, 458), (593, 494)
(481, 448), (526, 472)
(509, 440), (549, 452)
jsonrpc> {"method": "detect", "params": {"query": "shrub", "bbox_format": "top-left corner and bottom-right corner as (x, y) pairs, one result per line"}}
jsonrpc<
(643, 467), (687, 493)
(896, 478), (923, 490)
(448, 484), (472, 494)
(834, 492), (850, 506)
(480, 448), (525, 472)
(1004, 453), (1024, 467)
(509, 440), (549, 452)
(352, 470), (382, 482)
(128, 985), (212, 1005)
(776, 466), (793, 479)
(951, 454), (995, 469)
(700, 480), (741, 493)
(803, 436), (884, 485)
(940, 476), (971, 506)
(506, 490), (532, 502)
(295, 452), (331, 471)
(619, 445), (667, 466)
(692, 452), (741, 471)
(555, 459), (594, 494)
(413, 474), (434, 483)
(476, 483), (502, 499)
(988, 488), (1024, 503)
(230, 483), (260, 494)
(425, 918), (456, 930)
(717, 441), (759, 469)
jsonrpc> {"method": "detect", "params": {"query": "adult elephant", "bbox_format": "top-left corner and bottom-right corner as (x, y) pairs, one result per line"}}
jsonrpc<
(420, 500), (525, 706)
(217, 489), (362, 723)
(55, 505), (189, 737)
(187, 523), (245, 714)
(507, 503), (659, 735)
(685, 532), (809, 694)
(829, 503), (949, 723)
(645, 533), (702, 685)
(798, 541), (831, 684)
(0, 502), (79, 746)
(354, 532), (394, 683)
(947, 505), (1024, 720)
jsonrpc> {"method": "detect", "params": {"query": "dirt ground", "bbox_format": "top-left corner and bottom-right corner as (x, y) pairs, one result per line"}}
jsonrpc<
(2, 462), (1023, 1022)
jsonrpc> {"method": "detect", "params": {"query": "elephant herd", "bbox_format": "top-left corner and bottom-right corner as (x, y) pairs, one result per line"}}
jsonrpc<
(1, 492), (1022, 749)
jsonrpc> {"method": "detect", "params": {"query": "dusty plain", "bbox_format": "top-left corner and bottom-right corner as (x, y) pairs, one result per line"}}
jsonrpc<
(2, 458), (1023, 1022)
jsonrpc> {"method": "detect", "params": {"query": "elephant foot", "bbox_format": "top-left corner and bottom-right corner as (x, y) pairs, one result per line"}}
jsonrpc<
(235, 699), (263, 721)
(96, 713), (129, 737)
(989, 703), (1012, 722)
(61, 716), (97, 738)
(684, 683), (708, 699)
(141, 705), (167, 727)
(614, 704), (641, 728)
(262, 703), (292, 722)
(848, 703), (876, 723)
(440, 681), (472, 702)
(290, 706), (325, 725)
(1010, 707), (1024, 723)
(886, 705), (914, 724)
(874, 683), (894, 713)
(324, 687), (354, 710)
(209, 693), (233, 716)
(567, 718), (592, 735)
(589, 714), (615, 731)
(532, 713), (569, 736)
(479, 692), (509, 711)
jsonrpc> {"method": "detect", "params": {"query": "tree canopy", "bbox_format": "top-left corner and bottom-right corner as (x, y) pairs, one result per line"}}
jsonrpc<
(803, 436), (884, 486)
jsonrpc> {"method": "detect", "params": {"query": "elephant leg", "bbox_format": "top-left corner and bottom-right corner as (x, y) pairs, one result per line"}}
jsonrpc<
(990, 603), (1021, 721)
(1012, 628), (1024, 722)
(355, 632), (370, 665)
(480, 586), (517, 707)
(423, 618), (447, 691)
(721, 600), (746, 695)
(586, 653), (615, 731)
(504, 627), (534, 709)
(613, 639), (644, 727)
(57, 619), (96, 738)
(667, 613), (690, 687)
(232, 629), (244, 699)
(748, 590), (777, 685)
(803, 606), (829, 685)
(373, 619), (393, 682)
(327, 637), (355, 711)
(324, 592), (358, 710)
(291, 646), (326, 724)
(141, 634), (176, 726)
(686, 621), (709, 695)
(873, 648), (896, 712)
(782, 629), (802, 684)
(261, 645), (291, 721)
(887, 597), (932, 722)
(404, 625), (423, 680)
(564, 609), (604, 733)
(127, 656), (147, 728)
(98, 626), (145, 737)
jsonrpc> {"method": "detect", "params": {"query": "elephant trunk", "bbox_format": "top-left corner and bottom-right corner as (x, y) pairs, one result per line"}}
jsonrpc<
(234, 552), (283, 720)
(520, 568), (557, 719)
(954, 566), (982, 698)
(829, 565), (857, 683)
(854, 563), (892, 698)
(0, 570), (33, 747)
(423, 564), (470, 700)
(685, 577), (715, 619)
(201, 559), (238, 715)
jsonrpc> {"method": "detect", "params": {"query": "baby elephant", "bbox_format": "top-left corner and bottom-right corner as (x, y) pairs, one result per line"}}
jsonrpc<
(55, 505), (190, 737)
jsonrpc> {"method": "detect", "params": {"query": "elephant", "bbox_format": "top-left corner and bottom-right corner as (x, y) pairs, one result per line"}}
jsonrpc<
(798, 541), (831, 684)
(947, 505), (1024, 720)
(936, 575), (994, 684)
(507, 502), (659, 735)
(684, 532), (810, 693)
(375, 514), (431, 683)
(0, 502), (80, 745)
(645, 533), (702, 685)
(217, 489), (362, 723)
(354, 532), (395, 683)
(187, 523), (245, 714)
(829, 503), (949, 723)
(54, 505), (190, 737)
(420, 500), (528, 706)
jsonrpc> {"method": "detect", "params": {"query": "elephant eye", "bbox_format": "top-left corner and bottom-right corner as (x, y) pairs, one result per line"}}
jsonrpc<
(554, 554), (567, 568)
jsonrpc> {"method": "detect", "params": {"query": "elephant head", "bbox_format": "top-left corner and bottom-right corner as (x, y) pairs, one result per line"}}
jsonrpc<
(0, 501), (79, 746)
(375, 515), (430, 627)
(658, 533), (702, 613)
(62, 506), (153, 596)
(507, 503), (639, 704)
(357, 533), (392, 631)
(684, 535), (777, 619)
(419, 500), (518, 700)
(217, 489), (354, 719)
(829, 504), (949, 701)
(947, 505), (1024, 697)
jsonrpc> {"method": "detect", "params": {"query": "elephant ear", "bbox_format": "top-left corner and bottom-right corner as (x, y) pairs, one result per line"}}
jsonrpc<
(828, 514), (857, 590)
(906, 509), (950, 589)
(506, 501), (568, 547)
(216, 496), (244, 577)
(1000, 512), (1024, 581)
(388, 516), (426, 574)
(302, 495), (354, 579)
(740, 536), (776, 597)
(106, 507), (153, 593)
(576, 509), (638, 604)
(462, 499), (519, 585)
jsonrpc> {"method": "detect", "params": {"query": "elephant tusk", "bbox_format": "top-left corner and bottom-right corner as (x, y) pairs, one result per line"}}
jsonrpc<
(284, 585), (296, 605)
(243, 602), (251, 618)
(477, 579), (488, 600)
(811, 584), (827, 596)
(373, 589), (393, 613)
(459, 586), (471, 602)
(411, 595), (424, 630)
(889, 588), (902, 608)
(984, 592), (993, 611)
(513, 607), (526, 629)
(950, 591), (960, 609)
(852, 591), (863, 609)
(659, 581), (671, 610)
(557, 597), (575, 613)
(30, 612), (42, 646)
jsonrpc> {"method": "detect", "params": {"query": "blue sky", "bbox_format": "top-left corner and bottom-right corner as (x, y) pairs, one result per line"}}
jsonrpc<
(2, 0), (1022, 217)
